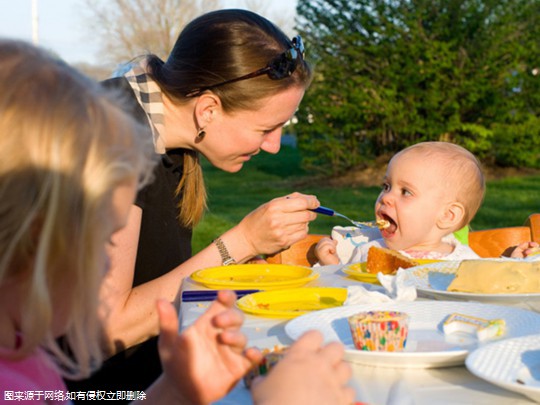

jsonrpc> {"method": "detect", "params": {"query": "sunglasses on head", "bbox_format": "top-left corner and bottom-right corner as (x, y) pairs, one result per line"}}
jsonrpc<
(186, 35), (305, 97)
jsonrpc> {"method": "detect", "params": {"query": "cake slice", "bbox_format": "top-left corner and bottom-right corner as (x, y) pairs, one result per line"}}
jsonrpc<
(447, 260), (540, 293)
(366, 246), (418, 275)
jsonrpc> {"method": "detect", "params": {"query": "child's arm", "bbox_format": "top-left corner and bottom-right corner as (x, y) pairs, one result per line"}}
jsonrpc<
(141, 290), (261, 405)
(507, 241), (540, 258)
(315, 237), (340, 265)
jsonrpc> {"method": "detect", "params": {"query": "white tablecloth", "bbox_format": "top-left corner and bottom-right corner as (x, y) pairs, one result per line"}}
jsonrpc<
(179, 265), (535, 404)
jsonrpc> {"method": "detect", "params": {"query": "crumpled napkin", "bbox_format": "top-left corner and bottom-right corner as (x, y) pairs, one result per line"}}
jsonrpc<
(344, 268), (417, 305)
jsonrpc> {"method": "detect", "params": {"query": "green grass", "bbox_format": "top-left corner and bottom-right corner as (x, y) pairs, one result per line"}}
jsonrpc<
(193, 146), (540, 253)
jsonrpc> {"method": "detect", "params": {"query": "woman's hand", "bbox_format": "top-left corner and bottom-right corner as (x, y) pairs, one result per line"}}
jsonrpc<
(226, 192), (320, 260)
(251, 330), (355, 405)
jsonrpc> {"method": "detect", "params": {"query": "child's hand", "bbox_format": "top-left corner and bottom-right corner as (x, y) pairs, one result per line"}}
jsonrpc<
(251, 330), (354, 405)
(509, 241), (540, 258)
(156, 291), (261, 404)
(315, 237), (340, 265)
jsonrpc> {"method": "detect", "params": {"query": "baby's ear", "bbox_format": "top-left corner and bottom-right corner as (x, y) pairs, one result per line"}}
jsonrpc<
(438, 202), (465, 231)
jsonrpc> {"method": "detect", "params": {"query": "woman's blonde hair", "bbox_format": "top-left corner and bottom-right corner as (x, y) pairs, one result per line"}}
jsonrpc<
(0, 40), (156, 378)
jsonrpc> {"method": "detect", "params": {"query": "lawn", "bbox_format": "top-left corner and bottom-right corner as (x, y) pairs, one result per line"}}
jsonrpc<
(193, 146), (540, 253)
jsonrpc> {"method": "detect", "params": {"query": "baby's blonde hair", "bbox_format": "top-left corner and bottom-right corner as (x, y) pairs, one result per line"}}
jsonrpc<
(0, 40), (156, 378)
(397, 141), (485, 229)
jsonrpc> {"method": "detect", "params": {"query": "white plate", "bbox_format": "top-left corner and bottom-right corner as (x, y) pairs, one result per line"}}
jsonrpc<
(466, 335), (540, 402)
(284, 301), (540, 368)
(403, 260), (540, 312)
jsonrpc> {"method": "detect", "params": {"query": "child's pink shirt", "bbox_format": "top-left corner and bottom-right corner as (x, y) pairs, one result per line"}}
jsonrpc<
(0, 347), (69, 404)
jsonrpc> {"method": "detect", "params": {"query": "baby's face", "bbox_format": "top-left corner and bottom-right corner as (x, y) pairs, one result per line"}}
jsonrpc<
(374, 151), (454, 250)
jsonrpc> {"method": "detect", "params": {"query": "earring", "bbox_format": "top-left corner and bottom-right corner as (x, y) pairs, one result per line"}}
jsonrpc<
(196, 128), (206, 142)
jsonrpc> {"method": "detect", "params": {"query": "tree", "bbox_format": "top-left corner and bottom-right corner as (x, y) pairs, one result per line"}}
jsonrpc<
(81, 0), (220, 66)
(294, 0), (539, 174)
(81, 0), (297, 70)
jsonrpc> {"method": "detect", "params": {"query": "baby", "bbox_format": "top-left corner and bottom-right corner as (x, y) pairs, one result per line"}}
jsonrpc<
(316, 142), (484, 265)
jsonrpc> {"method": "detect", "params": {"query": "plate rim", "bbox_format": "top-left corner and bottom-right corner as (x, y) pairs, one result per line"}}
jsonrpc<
(236, 286), (347, 318)
(284, 300), (540, 368)
(341, 262), (379, 283)
(466, 334), (540, 400)
(190, 263), (319, 289)
(405, 260), (540, 300)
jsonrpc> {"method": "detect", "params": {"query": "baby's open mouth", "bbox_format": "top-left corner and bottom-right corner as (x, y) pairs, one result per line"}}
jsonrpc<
(378, 214), (397, 234)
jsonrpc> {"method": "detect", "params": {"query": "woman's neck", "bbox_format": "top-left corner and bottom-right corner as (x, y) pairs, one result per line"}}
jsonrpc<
(161, 92), (197, 151)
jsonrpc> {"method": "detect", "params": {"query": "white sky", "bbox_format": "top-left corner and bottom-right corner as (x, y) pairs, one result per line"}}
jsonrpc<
(0, 0), (297, 65)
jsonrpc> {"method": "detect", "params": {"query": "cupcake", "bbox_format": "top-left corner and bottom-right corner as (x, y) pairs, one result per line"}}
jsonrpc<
(348, 311), (409, 351)
(244, 347), (286, 388)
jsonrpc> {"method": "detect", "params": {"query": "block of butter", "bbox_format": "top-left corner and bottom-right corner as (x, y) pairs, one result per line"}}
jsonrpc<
(443, 313), (506, 341)
(447, 260), (540, 294)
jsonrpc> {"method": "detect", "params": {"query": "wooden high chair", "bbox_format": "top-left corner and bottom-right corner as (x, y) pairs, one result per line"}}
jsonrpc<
(265, 213), (540, 265)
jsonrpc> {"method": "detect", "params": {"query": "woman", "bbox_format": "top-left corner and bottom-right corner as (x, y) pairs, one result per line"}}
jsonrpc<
(67, 9), (321, 394)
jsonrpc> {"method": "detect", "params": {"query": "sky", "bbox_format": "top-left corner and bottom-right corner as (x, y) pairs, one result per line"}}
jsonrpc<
(0, 0), (297, 65)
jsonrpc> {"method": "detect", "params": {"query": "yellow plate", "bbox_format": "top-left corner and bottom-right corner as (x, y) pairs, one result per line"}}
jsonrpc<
(342, 262), (379, 284)
(343, 259), (443, 284)
(190, 264), (319, 290)
(236, 287), (347, 318)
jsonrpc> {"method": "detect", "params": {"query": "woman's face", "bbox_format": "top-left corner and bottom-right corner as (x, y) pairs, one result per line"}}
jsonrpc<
(200, 86), (305, 173)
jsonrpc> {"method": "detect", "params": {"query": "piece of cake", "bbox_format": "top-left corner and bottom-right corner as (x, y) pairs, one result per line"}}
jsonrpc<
(243, 347), (286, 388)
(447, 260), (540, 294)
(348, 311), (409, 351)
(366, 246), (418, 274)
(376, 218), (391, 229)
(443, 313), (506, 341)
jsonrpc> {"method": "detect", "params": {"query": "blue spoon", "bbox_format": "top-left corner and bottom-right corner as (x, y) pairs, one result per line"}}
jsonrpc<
(311, 206), (385, 229)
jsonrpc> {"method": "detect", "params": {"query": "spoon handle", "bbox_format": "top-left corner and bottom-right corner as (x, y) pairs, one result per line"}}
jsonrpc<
(311, 206), (336, 216)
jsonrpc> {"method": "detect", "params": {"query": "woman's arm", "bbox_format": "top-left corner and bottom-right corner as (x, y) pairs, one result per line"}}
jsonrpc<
(100, 193), (320, 353)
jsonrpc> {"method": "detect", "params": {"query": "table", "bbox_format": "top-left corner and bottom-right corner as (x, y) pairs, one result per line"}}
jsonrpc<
(179, 265), (536, 404)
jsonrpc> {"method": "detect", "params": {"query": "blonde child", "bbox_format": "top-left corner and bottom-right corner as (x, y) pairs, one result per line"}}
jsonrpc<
(316, 142), (484, 265)
(0, 39), (353, 405)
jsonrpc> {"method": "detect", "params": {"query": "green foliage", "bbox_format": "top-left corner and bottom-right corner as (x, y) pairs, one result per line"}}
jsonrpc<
(491, 115), (540, 168)
(294, 0), (540, 174)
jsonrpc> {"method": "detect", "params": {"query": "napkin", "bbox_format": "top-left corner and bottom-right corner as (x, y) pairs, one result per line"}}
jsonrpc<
(331, 225), (382, 264)
(344, 268), (417, 305)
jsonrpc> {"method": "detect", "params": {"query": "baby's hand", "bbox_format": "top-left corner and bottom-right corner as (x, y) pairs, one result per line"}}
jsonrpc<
(315, 237), (339, 265)
(510, 241), (540, 258)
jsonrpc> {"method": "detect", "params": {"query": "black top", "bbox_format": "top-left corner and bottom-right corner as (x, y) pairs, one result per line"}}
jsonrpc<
(65, 77), (192, 401)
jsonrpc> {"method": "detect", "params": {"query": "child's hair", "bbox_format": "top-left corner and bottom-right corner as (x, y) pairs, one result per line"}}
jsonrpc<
(0, 39), (157, 378)
(397, 142), (485, 229)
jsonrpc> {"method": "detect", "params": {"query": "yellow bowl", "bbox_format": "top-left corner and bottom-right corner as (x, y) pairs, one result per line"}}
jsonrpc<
(236, 287), (347, 318)
(190, 263), (319, 290)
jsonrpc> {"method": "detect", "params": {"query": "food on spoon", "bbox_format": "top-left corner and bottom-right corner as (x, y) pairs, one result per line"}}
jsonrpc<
(443, 313), (506, 341)
(447, 260), (540, 293)
(366, 246), (418, 274)
(243, 346), (286, 388)
(348, 310), (409, 351)
(376, 218), (390, 229)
